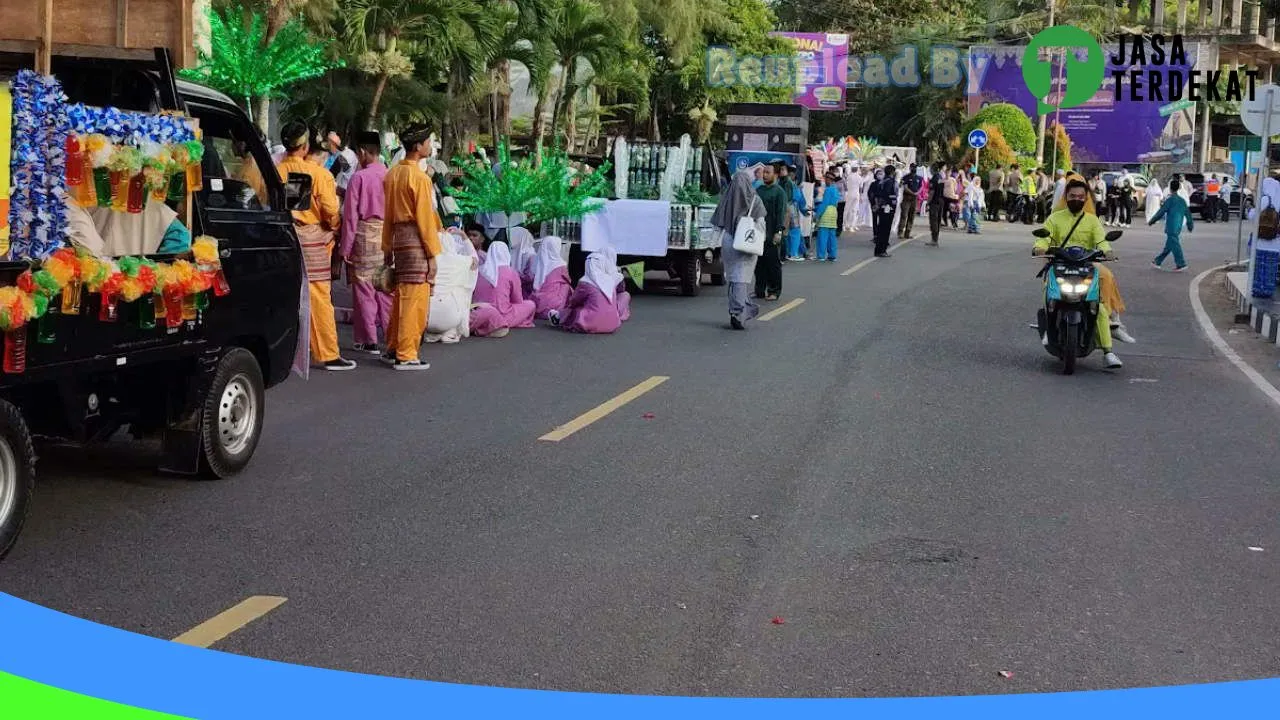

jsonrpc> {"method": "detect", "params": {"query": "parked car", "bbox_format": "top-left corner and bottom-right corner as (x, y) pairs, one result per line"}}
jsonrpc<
(1101, 171), (1149, 209)
(1169, 173), (1253, 220)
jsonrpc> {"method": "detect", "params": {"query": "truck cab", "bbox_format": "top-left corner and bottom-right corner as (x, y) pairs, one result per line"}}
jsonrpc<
(0, 49), (307, 560)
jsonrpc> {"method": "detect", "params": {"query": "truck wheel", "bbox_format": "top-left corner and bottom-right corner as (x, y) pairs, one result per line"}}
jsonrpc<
(680, 252), (702, 297)
(199, 348), (265, 479)
(0, 399), (35, 561)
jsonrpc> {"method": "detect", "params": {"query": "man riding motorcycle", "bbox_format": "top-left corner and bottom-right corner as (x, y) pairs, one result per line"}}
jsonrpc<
(1033, 176), (1124, 369)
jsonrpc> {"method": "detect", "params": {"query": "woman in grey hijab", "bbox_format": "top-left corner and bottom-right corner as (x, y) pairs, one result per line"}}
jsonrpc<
(712, 170), (768, 329)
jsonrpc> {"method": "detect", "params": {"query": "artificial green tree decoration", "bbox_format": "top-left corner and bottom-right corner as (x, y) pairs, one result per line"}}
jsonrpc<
(448, 140), (544, 236)
(449, 140), (612, 232)
(525, 147), (612, 224)
(181, 7), (340, 131)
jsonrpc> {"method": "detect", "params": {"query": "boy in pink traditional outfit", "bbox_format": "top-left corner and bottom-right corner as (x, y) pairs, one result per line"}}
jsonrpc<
(551, 248), (631, 334)
(470, 241), (535, 337)
(529, 235), (573, 319)
(339, 132), (391, 354)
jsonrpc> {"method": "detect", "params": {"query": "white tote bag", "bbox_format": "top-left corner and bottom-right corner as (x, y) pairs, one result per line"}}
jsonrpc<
(732, 195), (766, 256)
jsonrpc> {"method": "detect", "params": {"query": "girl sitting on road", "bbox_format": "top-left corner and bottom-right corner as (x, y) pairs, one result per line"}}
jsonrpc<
(470, 241), (535, 338)
(530, 235), (573, 320)
(550, 247), (632, 334)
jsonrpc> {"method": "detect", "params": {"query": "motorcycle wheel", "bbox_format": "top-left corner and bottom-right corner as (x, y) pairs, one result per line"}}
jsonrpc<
(1061, 323), (1077, 375)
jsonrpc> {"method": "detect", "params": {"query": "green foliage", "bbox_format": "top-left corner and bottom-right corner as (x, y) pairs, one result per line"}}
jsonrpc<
(674, 184), (715, 205)
(182, 7), (339, 104)
(962, 103), (1036, 155)
(971, 125), (1016, 176)
(1048, 122), (1072, 172)
(447, 139), (610, 222)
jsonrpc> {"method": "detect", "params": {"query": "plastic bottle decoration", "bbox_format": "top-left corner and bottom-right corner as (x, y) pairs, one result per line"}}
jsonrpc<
(99, 289), (120, 322)
(184, 137), (204, 193)
(163, 287), (184, 328)
(153, 292), (166, 320)
(107, 146), (141, 213)
(37, 312), (56, 344)
(3, 330), (26, 374)
(86, 134), (114, 208)
(65, 135), (85, 187)
(137, 301), (156, 330)
(75, 152), (98, 207)
(145, 159), (168, 203)
(127, 172), (146, 213)
(212, 269), (231, 297)
(167, 145), (189, 202)
(181, 292), (197, 321)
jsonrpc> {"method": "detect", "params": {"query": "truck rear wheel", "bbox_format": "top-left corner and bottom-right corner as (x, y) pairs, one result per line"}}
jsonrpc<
(680, 252), (702, 297)
(0, 399), (35, 561)
(199, 348), (265, 479)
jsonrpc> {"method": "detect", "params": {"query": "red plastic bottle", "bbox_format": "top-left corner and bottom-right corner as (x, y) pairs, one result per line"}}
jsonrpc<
(4, 329), (27, 374)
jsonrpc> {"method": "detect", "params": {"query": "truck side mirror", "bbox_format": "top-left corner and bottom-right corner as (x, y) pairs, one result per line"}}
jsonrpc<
(284, 173), (313, 212)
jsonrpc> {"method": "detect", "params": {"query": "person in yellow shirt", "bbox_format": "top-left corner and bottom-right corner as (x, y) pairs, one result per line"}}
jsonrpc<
(380, 124), (443, 370)
(277, 121), (355, 371)
(1032, 176), (1123, 369)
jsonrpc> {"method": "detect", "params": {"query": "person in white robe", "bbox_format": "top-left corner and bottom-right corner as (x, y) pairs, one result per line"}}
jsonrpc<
(1144, 177), (1164, 218)
(851, 166), (873, 232)
(424, 228), (479, 344)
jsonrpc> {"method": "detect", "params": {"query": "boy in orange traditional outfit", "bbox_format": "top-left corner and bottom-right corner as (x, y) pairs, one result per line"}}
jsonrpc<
(277, 121), (355, 371)
(380, 124), (442, 370)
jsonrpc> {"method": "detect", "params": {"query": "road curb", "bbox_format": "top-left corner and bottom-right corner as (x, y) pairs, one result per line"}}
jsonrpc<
(1191, 264), (1280, 411)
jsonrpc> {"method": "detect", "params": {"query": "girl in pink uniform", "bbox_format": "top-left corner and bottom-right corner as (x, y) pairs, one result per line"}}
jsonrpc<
(550, 247), (631, 334)
(470, 242), (535, 337)
(530, 235), (573, 319)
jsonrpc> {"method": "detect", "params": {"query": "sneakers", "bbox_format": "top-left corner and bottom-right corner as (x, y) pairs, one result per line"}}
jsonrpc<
(392, 359), (430, 371)
(729, 315), (745, 330)
(1112, 325), (1137, 344)
(547, 310), (561, 327)
(352, 343), (382, 354)
(1172, 265), (1187, 273)
(323, 358), (357, 371)
(1151, 261), (1163, 270)
(1041, 332), (1050, 347)
(489, 326), (511, 338)
(874, 252), (891, 258)
(1103, 352), (1123, 369)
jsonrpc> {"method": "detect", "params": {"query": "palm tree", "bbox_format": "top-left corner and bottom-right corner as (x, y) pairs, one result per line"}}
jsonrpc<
(544, 0), (621, 151)
(344, 0), (487, 129)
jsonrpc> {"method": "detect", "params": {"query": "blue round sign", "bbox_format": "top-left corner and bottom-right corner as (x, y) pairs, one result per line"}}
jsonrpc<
(968, 129), (988, 149)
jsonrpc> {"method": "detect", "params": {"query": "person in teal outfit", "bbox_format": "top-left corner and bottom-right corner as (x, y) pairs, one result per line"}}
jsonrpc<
(1148, 178), (1193, 271)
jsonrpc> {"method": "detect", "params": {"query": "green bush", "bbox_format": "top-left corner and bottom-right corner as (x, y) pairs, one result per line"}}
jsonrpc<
(963, 103), (1036, 155)
(1047, 123), (1072, 172)
(972, 125), (1016, 176)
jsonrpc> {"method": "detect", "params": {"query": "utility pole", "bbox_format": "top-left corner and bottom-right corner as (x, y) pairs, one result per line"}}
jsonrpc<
(1035, 0), (1056, 165)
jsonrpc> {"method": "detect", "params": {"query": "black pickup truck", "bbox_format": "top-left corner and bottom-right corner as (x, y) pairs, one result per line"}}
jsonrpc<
(0, 50), (311, 560)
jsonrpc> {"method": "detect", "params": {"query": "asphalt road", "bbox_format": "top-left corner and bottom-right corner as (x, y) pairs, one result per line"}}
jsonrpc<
(2, 213), (1277, 697)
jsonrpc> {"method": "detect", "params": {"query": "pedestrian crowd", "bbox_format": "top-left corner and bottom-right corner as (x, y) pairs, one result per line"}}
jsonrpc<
(269, 122), (632, 373)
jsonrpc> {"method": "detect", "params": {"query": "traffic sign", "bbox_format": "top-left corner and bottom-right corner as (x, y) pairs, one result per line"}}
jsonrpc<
(1158, 99), (1194, 117)
(967, 129), (988, 149)
(1240, 84), (1280, 137)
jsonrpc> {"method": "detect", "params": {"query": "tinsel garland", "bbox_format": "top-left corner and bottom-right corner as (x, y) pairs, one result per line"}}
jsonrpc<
(66, 104), (196, 145)
(8, 70), (70, 261)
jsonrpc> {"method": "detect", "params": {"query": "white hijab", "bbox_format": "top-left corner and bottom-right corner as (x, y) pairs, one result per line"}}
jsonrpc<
(532, 235), (567, 290)
(479, 240), (511, 287)
(580, 247), (622, 303)
(508, 226), (536, 276)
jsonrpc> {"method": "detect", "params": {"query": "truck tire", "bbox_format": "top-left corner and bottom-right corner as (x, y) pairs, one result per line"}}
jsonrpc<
(0, 399), (35, 561)
(680, 252), (702, 297)
(199, 348), (265, 479)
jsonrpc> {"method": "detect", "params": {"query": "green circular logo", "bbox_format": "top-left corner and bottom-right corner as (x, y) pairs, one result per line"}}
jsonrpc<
(1022, 25), (1105, 113)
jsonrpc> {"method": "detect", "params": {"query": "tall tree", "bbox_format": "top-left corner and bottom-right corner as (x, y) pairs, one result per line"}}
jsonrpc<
(544, 0), (622, 151)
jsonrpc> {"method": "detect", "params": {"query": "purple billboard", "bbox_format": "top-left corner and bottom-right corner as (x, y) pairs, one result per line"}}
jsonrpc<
(770, 32), (849, 111)
(967, 44), (1203, 165)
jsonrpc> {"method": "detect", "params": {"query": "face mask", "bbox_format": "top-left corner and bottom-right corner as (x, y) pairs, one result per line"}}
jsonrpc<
(1067, 200), (1086, 214)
